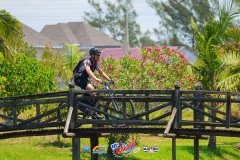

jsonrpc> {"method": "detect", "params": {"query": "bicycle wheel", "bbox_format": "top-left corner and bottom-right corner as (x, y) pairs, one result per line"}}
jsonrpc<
(103, 98), (136, 127)
(111, 99), (136, 118)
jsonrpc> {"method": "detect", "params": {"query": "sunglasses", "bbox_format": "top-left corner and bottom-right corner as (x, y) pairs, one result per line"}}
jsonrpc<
(96, 54), (101, 57)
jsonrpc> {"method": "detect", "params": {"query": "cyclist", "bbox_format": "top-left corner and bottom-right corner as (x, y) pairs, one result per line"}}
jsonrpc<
(73, 47), (111, 119)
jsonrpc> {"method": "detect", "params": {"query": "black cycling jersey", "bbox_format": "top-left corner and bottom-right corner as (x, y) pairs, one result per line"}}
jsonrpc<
(73, 58), (100, 79)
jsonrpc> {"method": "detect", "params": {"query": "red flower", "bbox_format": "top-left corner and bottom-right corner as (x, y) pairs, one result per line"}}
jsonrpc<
(151, 70), (155, 75)
(155, 47), (160, 51)
(147, 47), (152, 52)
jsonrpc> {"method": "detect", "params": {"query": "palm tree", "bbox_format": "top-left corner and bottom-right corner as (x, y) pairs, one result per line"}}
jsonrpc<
(0, 10), (24, 60)
(191, 0), (239, 149)
(217, 28), (240, 91)
(62, 43), (84, 71)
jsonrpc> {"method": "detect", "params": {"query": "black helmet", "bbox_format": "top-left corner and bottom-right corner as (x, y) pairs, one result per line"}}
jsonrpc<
(89, 47), (101, 55)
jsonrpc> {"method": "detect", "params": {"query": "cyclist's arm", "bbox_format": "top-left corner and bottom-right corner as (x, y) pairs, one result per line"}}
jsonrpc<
(85, 66), (101, 82)
(97, 68), (111, 81)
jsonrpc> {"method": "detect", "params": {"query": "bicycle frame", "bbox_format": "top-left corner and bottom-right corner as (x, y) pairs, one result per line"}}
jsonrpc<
(101, 81), (120, 112)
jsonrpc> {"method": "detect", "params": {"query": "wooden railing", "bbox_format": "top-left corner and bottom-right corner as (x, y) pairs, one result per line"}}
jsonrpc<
(0, 83), (239, 138)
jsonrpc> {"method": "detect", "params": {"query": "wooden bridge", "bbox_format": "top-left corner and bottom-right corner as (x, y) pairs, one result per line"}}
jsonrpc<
(0, 82), (239, 160)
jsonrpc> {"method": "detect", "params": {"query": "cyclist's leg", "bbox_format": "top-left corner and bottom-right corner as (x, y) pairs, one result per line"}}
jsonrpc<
(85, 83), (104, 119)
(74, 78), (92, 116)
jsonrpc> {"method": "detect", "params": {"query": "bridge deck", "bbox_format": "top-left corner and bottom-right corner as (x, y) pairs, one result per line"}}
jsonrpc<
(0, 127), (239, 139)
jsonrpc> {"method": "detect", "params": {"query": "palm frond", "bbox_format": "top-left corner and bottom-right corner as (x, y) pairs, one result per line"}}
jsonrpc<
(217, 72), (240, 91)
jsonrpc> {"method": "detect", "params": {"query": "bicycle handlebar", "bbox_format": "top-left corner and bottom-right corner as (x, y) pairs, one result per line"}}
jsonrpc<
(103, 80), (114, 86)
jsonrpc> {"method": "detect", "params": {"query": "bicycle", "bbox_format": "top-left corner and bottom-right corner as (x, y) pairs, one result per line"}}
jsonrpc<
(77, 80), (136, 127)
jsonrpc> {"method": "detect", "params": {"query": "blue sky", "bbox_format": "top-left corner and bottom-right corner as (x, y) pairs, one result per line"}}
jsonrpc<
(0, 0), (159, 35)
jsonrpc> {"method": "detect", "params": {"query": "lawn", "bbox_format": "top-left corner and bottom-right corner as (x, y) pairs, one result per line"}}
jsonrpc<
(0, 134), (239, 160)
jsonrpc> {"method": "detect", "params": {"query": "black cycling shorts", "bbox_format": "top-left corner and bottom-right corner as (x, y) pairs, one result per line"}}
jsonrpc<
(74, 77), (90, 90)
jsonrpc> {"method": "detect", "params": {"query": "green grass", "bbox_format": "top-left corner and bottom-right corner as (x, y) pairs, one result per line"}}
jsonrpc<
(0, 134), (239, 160)
(0, 134), (240, 160)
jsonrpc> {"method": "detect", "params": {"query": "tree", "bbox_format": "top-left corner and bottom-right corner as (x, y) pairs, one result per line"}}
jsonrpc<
(84, 0), (142, 47)
(0, 52), (6, 96)
(139, 30), (156, 47)
(22, 45), (38, 58)
(62, 43), (84, 71)
(146, 0), (219, 48)
(40, 43), (84, 89)
(0, 53), (57, 113)
(191, 0), (239, 149)
(216, 0), (240, 92)
(217, 28), (240, 91)
(0, 10), (27, 60)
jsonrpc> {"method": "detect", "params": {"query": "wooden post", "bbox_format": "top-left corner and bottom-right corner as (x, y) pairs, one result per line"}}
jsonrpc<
(194, 138), (199, 160)
(13, 101), (17, 126)
(194, 82), (203, 128)
(172, 82), (181, 160)
(226, 92), (231, 128)
(194, 82), (202, 160)
(72, 137), (80, 160)
(68, 83), (80, 160)
(145, 93), (149, 120)
(172, 138), (176, 160)
(68, 83), (76, 128)
(91, 115), (99, 160)
(123, 93), (127, 120)
(173, 82), (181, 128)
(90, 136), (99, 160)
(36, 104), (41, 123)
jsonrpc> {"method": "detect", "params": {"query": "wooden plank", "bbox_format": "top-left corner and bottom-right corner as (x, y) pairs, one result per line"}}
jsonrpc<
(0, 91), (67, 101)
(163, 107), (177, 137)
(128, 102), (172, 120)
(63, 106), (73, 134)
(182, 102), (225, 123)
(77, 119), (168, 125)
(0, 98), (67, 107)
(74, 89), (174, 95)
(16, 105), (66, 127)
(0, 113), (24, 122)
(0, 127), (240, 139)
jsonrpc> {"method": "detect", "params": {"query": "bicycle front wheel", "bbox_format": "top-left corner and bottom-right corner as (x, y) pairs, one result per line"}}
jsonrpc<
(104, 99), (136, 120)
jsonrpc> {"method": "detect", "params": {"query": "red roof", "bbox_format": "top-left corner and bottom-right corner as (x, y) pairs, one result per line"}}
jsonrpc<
(101, 46), (179, 60)
(101, 48), (140, 59)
